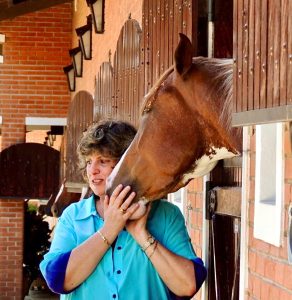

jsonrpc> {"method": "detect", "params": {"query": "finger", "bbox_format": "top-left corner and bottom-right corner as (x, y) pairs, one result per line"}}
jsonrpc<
(123, 202), (139, 218)
(113, 185), (132, 207)
(104, 195), (109, 210)
(120, 191), (136, 210)
(109, 184), (124, 205)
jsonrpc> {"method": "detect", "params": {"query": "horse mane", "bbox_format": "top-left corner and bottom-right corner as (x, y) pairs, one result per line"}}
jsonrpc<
(192, 57), (233, 130)
(140, 57), (233, 130)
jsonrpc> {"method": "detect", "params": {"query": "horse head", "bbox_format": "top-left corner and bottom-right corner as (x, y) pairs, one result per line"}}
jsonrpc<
(106, 33), (241, 215)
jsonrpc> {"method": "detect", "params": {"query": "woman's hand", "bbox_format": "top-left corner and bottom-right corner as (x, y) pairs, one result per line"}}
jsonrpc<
(102, 184), (139, 242)
(126, 203), (152, 245)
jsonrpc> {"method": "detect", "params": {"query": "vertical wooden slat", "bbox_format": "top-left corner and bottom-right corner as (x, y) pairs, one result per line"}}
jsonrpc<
(266, 0), (274, 108)
(116, 38), (122, 120)
(147, 0), (153, 92)
(153, 0), (158, 82)
(280, 0), (288, 105)
(112, 54), (117, 119)
(121, 27), (126, 121)
(130, 22), (135, 124)
(236, 0), (243, 112)
(233, 0), (238, 113)
(139, 0), (146, 112)
(160, 0), (166, 75)
(128, 22), (133, 123)
(173, 0), (179, 55)
(253, 0), (261, 109)
(188, 0), (193, 40)
(168, 0), (174, 66)
(247, 0), (254, 110)
(242, 0), (249, 111)
(287, 0), (292, 103)
(260, 0), (267, 108)
(182, 0), (188, 35)
(272, 0), (280, 107)
(177, 0), (183, 43)
(124, 23), (129, 122)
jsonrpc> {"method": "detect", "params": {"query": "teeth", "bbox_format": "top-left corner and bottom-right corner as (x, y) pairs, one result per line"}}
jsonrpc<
(92, 179), (102, 184)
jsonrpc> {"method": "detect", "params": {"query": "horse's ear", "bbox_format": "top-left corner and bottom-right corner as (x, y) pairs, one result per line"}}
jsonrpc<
(174, 33), (193, 76)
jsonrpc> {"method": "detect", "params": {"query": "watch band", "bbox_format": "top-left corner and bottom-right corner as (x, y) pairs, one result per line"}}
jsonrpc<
(141, 234), (156, 251)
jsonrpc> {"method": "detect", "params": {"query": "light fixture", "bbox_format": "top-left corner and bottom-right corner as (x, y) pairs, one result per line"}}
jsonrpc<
(69, 43), (83, 77)
(86, 0), (105, 33)
(63, 64), (75, 92)
(75, 15), (93, 60)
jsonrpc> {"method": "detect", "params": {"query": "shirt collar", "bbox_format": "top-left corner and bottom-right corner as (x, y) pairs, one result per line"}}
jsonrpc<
(75, 194), (99, 220)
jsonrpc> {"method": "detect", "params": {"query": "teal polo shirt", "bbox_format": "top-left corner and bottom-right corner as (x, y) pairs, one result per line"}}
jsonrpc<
(40, 196), (206, 300)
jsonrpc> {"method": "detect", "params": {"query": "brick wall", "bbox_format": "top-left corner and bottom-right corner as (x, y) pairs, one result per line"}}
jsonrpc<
(0, 199), (24, 300)
(71, 0), (142, 95)
(0, 2), (72, 150)
(185, 178), (204, 300)
(246, 123), (292, 300)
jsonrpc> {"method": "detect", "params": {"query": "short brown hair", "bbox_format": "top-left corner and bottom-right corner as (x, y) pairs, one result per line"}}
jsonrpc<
(77, 120), (137, 179)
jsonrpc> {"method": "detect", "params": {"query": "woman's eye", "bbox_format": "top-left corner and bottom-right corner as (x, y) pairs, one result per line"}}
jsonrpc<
(86, 160), (91, 165)
(100, 159), (109, 164)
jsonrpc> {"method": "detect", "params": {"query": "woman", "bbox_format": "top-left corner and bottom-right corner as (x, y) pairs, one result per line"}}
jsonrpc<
(40, 120), (207, 299)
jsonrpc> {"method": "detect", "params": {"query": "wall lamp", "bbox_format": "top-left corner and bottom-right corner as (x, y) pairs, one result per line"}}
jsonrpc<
(63, 64), (75, 92)
(75, 15), (93, 60)
(86, 0), (105, 34)
(69, 43), (83, 77)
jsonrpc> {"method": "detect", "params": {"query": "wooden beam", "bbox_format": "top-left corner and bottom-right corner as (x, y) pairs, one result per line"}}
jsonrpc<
(213, 187), (242, 217)
(0, 0), (72, 21)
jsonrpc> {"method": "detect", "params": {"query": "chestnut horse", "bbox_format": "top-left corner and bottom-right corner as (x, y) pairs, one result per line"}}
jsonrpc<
(106, 33), (241, 206)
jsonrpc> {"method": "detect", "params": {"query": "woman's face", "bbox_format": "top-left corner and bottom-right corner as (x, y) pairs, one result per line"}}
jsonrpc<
(86, 152), (117, 198)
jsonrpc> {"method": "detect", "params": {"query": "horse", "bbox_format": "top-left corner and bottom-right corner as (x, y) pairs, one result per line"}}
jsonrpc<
(106, 33), (241, 216)
(46, 179), (91, 217)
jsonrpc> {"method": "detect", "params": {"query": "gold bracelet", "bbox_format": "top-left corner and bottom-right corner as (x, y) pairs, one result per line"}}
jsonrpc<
(97, 230), (111, 246)
(147, 240), (158, 259)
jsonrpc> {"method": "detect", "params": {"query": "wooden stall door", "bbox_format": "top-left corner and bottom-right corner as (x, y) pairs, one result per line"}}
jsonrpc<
(0, 143), (60, 198)
(66, 90), (94, 186)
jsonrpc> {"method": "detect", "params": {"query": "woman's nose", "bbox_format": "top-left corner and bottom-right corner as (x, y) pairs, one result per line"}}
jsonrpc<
(89, 161), (100, 174)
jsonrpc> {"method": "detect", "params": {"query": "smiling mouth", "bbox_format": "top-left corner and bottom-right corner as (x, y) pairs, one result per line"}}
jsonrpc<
(92, 179), (103, 184)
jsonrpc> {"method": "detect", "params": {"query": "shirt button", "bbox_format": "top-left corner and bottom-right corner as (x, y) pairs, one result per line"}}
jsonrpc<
(112, 294), (117, 298)
(117, 270), (121, 274)
(117, 246), (122, 250)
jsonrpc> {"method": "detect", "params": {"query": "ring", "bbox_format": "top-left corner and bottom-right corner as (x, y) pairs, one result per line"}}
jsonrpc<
(119, 207), (126, 214)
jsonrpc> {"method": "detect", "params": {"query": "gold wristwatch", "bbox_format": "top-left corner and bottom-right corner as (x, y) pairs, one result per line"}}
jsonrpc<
(141, 234), (156, 251)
